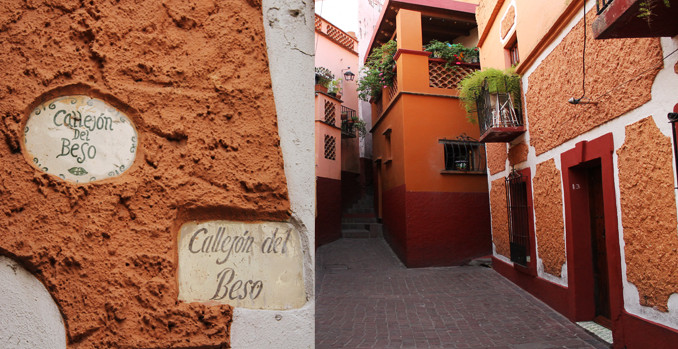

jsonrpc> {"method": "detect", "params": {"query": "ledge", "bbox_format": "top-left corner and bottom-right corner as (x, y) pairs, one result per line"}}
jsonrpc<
(440, 170), (486, 175)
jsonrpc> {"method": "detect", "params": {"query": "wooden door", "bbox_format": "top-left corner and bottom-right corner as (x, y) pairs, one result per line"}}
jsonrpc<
(587, 163), (611, 326)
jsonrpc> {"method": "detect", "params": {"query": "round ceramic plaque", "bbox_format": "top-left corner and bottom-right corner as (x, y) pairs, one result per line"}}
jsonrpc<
(23, 95), (138, 183)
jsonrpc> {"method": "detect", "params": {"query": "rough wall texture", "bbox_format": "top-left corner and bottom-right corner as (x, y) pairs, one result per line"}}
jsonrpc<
(532, 159), (565, 277)
(490, 178), (509, 257)
(476, 0), (499, 39)
(508, 141), (528, 166)
(617, 117), (678, 312)
(500, 5), (515, 40)
(525, 11), (662, 155)
(0, 0), (290, 347)
(487, 143), (507, 175)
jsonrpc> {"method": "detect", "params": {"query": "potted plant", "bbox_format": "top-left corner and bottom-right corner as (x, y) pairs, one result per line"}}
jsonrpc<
(315, 67), (334, 93)
(350, 116), (368, 138)
(357, 40), (397, 102)
(424, 40), (479, 66)
(327, 78), (342, 98)
(455, 159), (469, 171)
(458, 68), (521, 124)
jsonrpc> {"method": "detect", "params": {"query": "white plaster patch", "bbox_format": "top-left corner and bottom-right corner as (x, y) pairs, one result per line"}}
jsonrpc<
(178, 221), (305, 310)
(23, 95), (137, 183)
(229, 0), (315, 347)
(0, 256), (66, 349)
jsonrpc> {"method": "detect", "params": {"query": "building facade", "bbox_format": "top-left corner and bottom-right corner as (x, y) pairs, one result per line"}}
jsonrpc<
(477, 0), (678, 347)
(367, 0), (492, 267)
(315, 14), (362, 246)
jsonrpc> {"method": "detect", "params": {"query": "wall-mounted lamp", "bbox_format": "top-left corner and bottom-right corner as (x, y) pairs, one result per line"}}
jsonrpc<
(342, 67), (355, 82)
(567, 97), (598, 105)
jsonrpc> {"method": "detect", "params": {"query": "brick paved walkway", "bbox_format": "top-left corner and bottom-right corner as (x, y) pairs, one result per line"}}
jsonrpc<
(316, 238), (609, 349)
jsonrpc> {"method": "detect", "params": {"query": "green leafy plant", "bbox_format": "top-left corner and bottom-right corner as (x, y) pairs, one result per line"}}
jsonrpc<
(457, 68), (521, 122)
(357, 40), (398, 102)
(350, 116), (368, 138)
(424, 40), (479, 66)
(315, 67), (334, 88)
(638, 0), (670, 22)
(327, 78), (342, 95)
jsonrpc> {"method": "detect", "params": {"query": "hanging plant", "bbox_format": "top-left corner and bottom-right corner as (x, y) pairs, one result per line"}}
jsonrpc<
(457, 68), (521, 123)
(424, 40), (479, 66)
(638, 0), (671, 24)
(357, 40), (398, 102)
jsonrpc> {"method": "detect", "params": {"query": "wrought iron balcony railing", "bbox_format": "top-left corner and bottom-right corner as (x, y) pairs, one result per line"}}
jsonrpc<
(476, 79), (525, 143)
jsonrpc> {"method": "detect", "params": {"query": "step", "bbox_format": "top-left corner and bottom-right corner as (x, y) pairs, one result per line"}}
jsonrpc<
(341, 217), (378, 224)
(341, 223), (369, 230)
(342, 229), (371, 238)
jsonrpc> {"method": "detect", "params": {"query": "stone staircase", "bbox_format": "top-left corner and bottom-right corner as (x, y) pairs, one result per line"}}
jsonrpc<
(341, 189), (382, 238)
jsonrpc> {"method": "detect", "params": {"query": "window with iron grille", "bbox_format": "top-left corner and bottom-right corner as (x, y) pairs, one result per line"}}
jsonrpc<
(439, 135), (486, 173)
(324, 135), (336, 160)
(506, 170), (530, 266)
(324, 100), (336, 125)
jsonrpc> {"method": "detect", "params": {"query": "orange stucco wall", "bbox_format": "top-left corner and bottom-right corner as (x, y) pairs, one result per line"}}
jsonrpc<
(617, 117), (678, 312)
(402, 94), (487, 193)
(490, 178), (509, 257)
(478, 0), (571, 70)
(0, 1), (290, 347)
(315, 94), (342, 180)
(532, 159), (566, 277)
(373, 99), (406, 192)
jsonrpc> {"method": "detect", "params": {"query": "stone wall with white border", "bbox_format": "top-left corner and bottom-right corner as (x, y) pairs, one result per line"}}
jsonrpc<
(487, 0), (678, 330)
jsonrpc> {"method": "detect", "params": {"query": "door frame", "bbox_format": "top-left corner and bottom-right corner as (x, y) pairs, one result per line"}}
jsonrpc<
(561, 133), (624, 343)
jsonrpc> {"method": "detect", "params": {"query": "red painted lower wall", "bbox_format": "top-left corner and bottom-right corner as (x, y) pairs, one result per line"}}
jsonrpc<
(382, 185), (408, 261)
(621, 312), (678, 349)
(316, 177), (342, 248)
(492, 257), (570, 316)
(405, 190), (492, 267)
(381, 185), (492, 267)
(493, 257), (678, 348)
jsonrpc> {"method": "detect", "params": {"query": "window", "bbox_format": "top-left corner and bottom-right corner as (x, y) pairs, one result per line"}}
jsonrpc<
(324, 135), (336, 160)
(324, 100), (336, 125)
(439, 135), (486, 173)
(506, 170), (530, 266)
(507, 39), (519, 67)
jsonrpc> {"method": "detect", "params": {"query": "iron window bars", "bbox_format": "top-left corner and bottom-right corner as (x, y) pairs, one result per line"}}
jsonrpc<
(440, 134), (487, 173)
(476, 78), (523, 136)
(506, 169), (530, 266)
(596, 0), (613, 14)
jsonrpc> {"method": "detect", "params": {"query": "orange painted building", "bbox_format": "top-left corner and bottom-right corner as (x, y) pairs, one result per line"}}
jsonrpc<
(367, 0), (492, 267)
(476, 0), (678, 347)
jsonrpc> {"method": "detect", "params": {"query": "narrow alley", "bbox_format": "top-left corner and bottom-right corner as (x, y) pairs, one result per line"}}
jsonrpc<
(316, 238), (609, 349)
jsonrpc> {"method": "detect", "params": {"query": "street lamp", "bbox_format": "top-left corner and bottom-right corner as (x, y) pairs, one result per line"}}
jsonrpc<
(342, 67), (355, 82)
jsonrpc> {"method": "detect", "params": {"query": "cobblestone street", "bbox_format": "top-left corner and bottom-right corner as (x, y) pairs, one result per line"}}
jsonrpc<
(316, 238), (609, 349)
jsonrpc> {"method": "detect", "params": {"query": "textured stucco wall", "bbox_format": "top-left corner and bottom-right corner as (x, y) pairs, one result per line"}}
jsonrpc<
(525, 10), (662, 155)
(617, 116), (678, 313)
(476, 0), (499, 41)
(229, 0), (315, 347)
(490, 178), (509, 257)
(500, 5), (515, 40)
(532, 159), (565, 278)
(487, 143), (507, 175)
(0, 256), (66, 349)
(0, 0), (316, 347)
(508, 141), (528, 166)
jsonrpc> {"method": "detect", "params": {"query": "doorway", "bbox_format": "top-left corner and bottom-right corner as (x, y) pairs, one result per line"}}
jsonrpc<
(585, 160), (611, 327)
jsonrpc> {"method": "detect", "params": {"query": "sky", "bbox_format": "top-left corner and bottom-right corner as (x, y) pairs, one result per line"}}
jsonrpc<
(315, 0), (359, 34)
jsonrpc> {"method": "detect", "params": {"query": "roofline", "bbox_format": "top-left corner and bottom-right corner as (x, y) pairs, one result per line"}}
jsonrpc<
(364, 0), (478, 62)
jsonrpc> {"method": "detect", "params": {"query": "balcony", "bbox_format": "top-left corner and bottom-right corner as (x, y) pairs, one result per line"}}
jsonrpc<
(593, 0), (678, 39)
(476, 88), (525, 143)
(341, 106), (358, 138)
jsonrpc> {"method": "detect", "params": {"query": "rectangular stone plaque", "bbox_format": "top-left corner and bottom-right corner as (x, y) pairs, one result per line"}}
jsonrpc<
(177, 221), (305, 310)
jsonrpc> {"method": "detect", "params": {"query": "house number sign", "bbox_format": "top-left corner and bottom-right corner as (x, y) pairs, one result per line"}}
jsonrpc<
(23, 95), (137, 183)
(177, 221), (306, 310)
